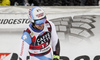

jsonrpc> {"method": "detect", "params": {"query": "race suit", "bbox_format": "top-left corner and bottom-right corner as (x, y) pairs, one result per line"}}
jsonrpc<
(19, 20), (60, 60)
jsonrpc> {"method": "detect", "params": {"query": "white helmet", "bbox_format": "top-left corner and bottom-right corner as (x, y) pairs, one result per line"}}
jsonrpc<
(29, 6), (46, 25)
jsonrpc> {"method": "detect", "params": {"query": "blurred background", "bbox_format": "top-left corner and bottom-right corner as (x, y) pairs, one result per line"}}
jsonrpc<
(0, 0), (100, 6)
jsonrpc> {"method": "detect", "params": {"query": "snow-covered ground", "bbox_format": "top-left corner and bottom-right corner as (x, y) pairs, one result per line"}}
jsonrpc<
(0, 6), (100, 60)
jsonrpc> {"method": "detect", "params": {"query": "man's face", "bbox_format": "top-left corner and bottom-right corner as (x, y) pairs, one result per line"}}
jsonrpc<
(35, 23), (44, 30)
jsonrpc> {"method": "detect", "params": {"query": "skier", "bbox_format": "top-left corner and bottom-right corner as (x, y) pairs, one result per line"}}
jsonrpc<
(19, 6), (60, 60)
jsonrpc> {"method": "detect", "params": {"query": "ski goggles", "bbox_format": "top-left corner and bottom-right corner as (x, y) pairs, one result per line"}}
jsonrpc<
(34, 17), (46, 25)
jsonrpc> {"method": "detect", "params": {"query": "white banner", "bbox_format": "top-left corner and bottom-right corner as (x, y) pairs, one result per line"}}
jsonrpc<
(0, 7), (100, 60)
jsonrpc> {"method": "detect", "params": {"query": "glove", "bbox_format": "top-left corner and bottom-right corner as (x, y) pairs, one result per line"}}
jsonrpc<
(53, 55), (60, 60)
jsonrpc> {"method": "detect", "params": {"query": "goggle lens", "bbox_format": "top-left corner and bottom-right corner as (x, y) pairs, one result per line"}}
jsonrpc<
(34, 18), (46, 25)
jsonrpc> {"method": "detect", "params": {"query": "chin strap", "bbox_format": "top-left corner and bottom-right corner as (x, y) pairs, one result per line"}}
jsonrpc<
(53, 55), (60, 60)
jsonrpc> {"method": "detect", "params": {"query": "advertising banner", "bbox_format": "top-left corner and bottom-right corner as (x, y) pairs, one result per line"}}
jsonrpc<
(0, 7), (100, 60)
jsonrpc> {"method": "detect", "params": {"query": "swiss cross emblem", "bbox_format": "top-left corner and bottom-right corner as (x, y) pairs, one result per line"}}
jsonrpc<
(23, 35), (27, 40)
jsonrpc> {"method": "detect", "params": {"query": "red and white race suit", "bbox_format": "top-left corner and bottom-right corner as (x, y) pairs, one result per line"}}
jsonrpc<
(19, 20), (60, 60)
